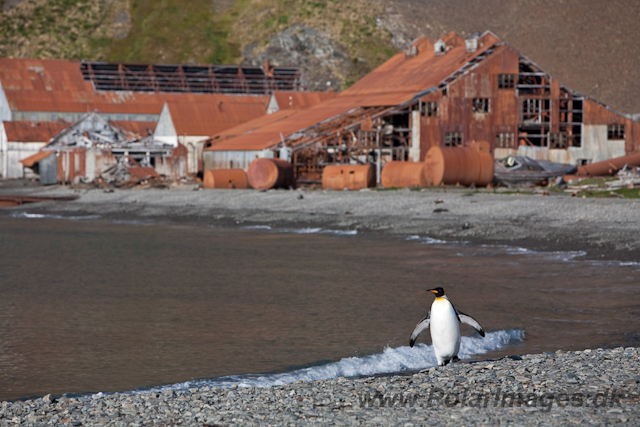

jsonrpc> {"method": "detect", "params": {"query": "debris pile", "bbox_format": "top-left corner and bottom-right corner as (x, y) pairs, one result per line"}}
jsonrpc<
(605, 166), (640, 190)
(22, 112), (189, 186)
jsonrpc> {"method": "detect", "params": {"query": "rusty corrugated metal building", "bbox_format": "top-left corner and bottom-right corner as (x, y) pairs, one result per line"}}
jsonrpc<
(204, 31), (640, 183)
(0, 58), (328, 178)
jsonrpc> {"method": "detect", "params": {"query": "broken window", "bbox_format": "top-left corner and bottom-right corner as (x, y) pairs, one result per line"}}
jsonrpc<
(558, 96), (583, 147)
(549, 133), (568, 149)
(498, 74), (515, 89)
(518, 126), (548, 147)
(608, 124), (625, 139)
(445, 132), (463, 146)
(517, 60), (550, 96)
(472, 98), (490, 113)
(423, 102), (438, 117)
(521, 99), (550, 124)
(495, 132), (515, 148)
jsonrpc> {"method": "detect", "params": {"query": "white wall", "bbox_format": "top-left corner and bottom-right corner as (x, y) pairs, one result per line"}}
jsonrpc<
(153, 103), (178, 147)
(203, 149), (274, 171)
(4, 142), (47, 178)
(495, 125), (626, 165)
(0, 82), (12, 122)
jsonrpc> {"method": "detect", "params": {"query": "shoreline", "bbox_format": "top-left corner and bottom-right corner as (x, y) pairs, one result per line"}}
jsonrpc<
(1, 347), (638, 425)
(2, 185), (640, 263)
(2, 185), (640, 424)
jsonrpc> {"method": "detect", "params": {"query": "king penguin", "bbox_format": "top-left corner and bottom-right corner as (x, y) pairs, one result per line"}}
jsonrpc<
(409, 287), (485, 366)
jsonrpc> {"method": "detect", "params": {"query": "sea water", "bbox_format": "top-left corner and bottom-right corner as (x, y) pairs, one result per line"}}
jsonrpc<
(0, 214), (638, 401)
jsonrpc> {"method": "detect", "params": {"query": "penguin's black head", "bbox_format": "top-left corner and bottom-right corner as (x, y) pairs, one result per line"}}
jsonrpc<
(428, 287), (446, 297)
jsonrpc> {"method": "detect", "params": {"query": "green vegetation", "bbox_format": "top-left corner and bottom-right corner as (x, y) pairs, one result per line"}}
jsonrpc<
(0, 0), (397, 88)
(577, 188), (640, 199)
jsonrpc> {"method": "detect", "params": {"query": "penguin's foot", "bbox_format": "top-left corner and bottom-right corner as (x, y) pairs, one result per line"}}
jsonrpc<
(440, 356), (460, 367)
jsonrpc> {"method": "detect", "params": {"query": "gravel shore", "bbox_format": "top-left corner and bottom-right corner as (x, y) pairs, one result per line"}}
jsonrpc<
(2, 185), (640, 262)
(1, 347), (638, 426)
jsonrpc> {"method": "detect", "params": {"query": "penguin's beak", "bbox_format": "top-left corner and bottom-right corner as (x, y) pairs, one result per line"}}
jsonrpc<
(427, 289), (439, 294)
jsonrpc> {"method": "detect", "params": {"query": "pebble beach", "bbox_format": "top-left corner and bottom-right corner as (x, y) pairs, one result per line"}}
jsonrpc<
(1, 347), (638, 426)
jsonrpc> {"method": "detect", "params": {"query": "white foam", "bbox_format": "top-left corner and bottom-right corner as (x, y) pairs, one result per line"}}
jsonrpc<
(405, 235), (447, 244)
(11, 212), (100, 220)
(129, 329), (524, 395)
(242, 225), (272, 230)
(275, 227), (357, 236)
(279, 227), (322, 234)
(320, 229), (358, 236)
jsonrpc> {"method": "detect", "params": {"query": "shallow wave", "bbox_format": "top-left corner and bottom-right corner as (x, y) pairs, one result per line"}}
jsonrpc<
(242, 225), (272, 230)
(405, 235), (447, 244)
(124, 329), (524, 395)
(11, 212), (100, 220)
(276, 227), (357, 236)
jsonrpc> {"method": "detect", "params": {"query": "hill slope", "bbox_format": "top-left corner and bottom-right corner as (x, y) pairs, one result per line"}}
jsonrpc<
(0, 0), (638, 113)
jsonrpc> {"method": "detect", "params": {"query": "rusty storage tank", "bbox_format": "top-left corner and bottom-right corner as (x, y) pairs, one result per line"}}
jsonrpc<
(203, 169), (249, 189)
(576, 152), (640, 177)
(424, 146), (494, 187)
(322, 164), (375, 191)
(247, 158), (295, 190)
(380, 161), (428, 188)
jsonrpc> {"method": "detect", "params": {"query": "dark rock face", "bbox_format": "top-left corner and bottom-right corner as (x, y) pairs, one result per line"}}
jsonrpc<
(2, 0), (26, 12)
(242, 25), (354, 92)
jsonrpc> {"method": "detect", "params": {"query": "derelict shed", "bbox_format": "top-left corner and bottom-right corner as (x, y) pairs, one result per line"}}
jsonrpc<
(203, 31), (640, 186)
(21, 112), (186, 184)
(0, 121), (67, 179)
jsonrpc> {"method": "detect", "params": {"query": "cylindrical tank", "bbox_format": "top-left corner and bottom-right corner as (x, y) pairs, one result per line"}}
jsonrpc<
(380, 161), (428, 188)
(322, 164), (375, 191)
(203, 169), (249, 189)
(424, 146), (494, 187)
(576, 152), (640, 177)
(247, 158), (295, 190)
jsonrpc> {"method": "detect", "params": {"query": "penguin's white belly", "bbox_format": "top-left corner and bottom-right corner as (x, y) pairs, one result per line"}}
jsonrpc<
(429, 298), (460, 363)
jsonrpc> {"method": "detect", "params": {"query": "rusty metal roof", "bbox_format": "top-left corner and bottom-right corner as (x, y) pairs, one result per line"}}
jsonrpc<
(205, 32), (502, 152)
(19, 150), (54, 167)
(273, 90), (336, 110)
(205, 93), (402, 151)
(344, 32), (500, 98)
(0, 58), (271, 115)
(127, 165), (160, 179)
(3, 121), (68, 142)
(4, 87), (269, 115)
(165, 99), (269, 136)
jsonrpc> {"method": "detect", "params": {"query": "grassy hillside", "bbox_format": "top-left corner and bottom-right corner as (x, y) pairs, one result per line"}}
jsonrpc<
(0, 0), (396, 88)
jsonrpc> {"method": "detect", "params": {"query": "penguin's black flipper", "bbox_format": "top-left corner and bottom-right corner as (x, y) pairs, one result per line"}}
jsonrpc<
(409, 312), (430, 347)
(455, 308), (485, 337)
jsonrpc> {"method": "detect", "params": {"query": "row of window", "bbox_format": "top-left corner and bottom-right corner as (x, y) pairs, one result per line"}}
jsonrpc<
(422, 99), (492, 116)
(15, 112), (159, 123)
(444, 125), (625, 148)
